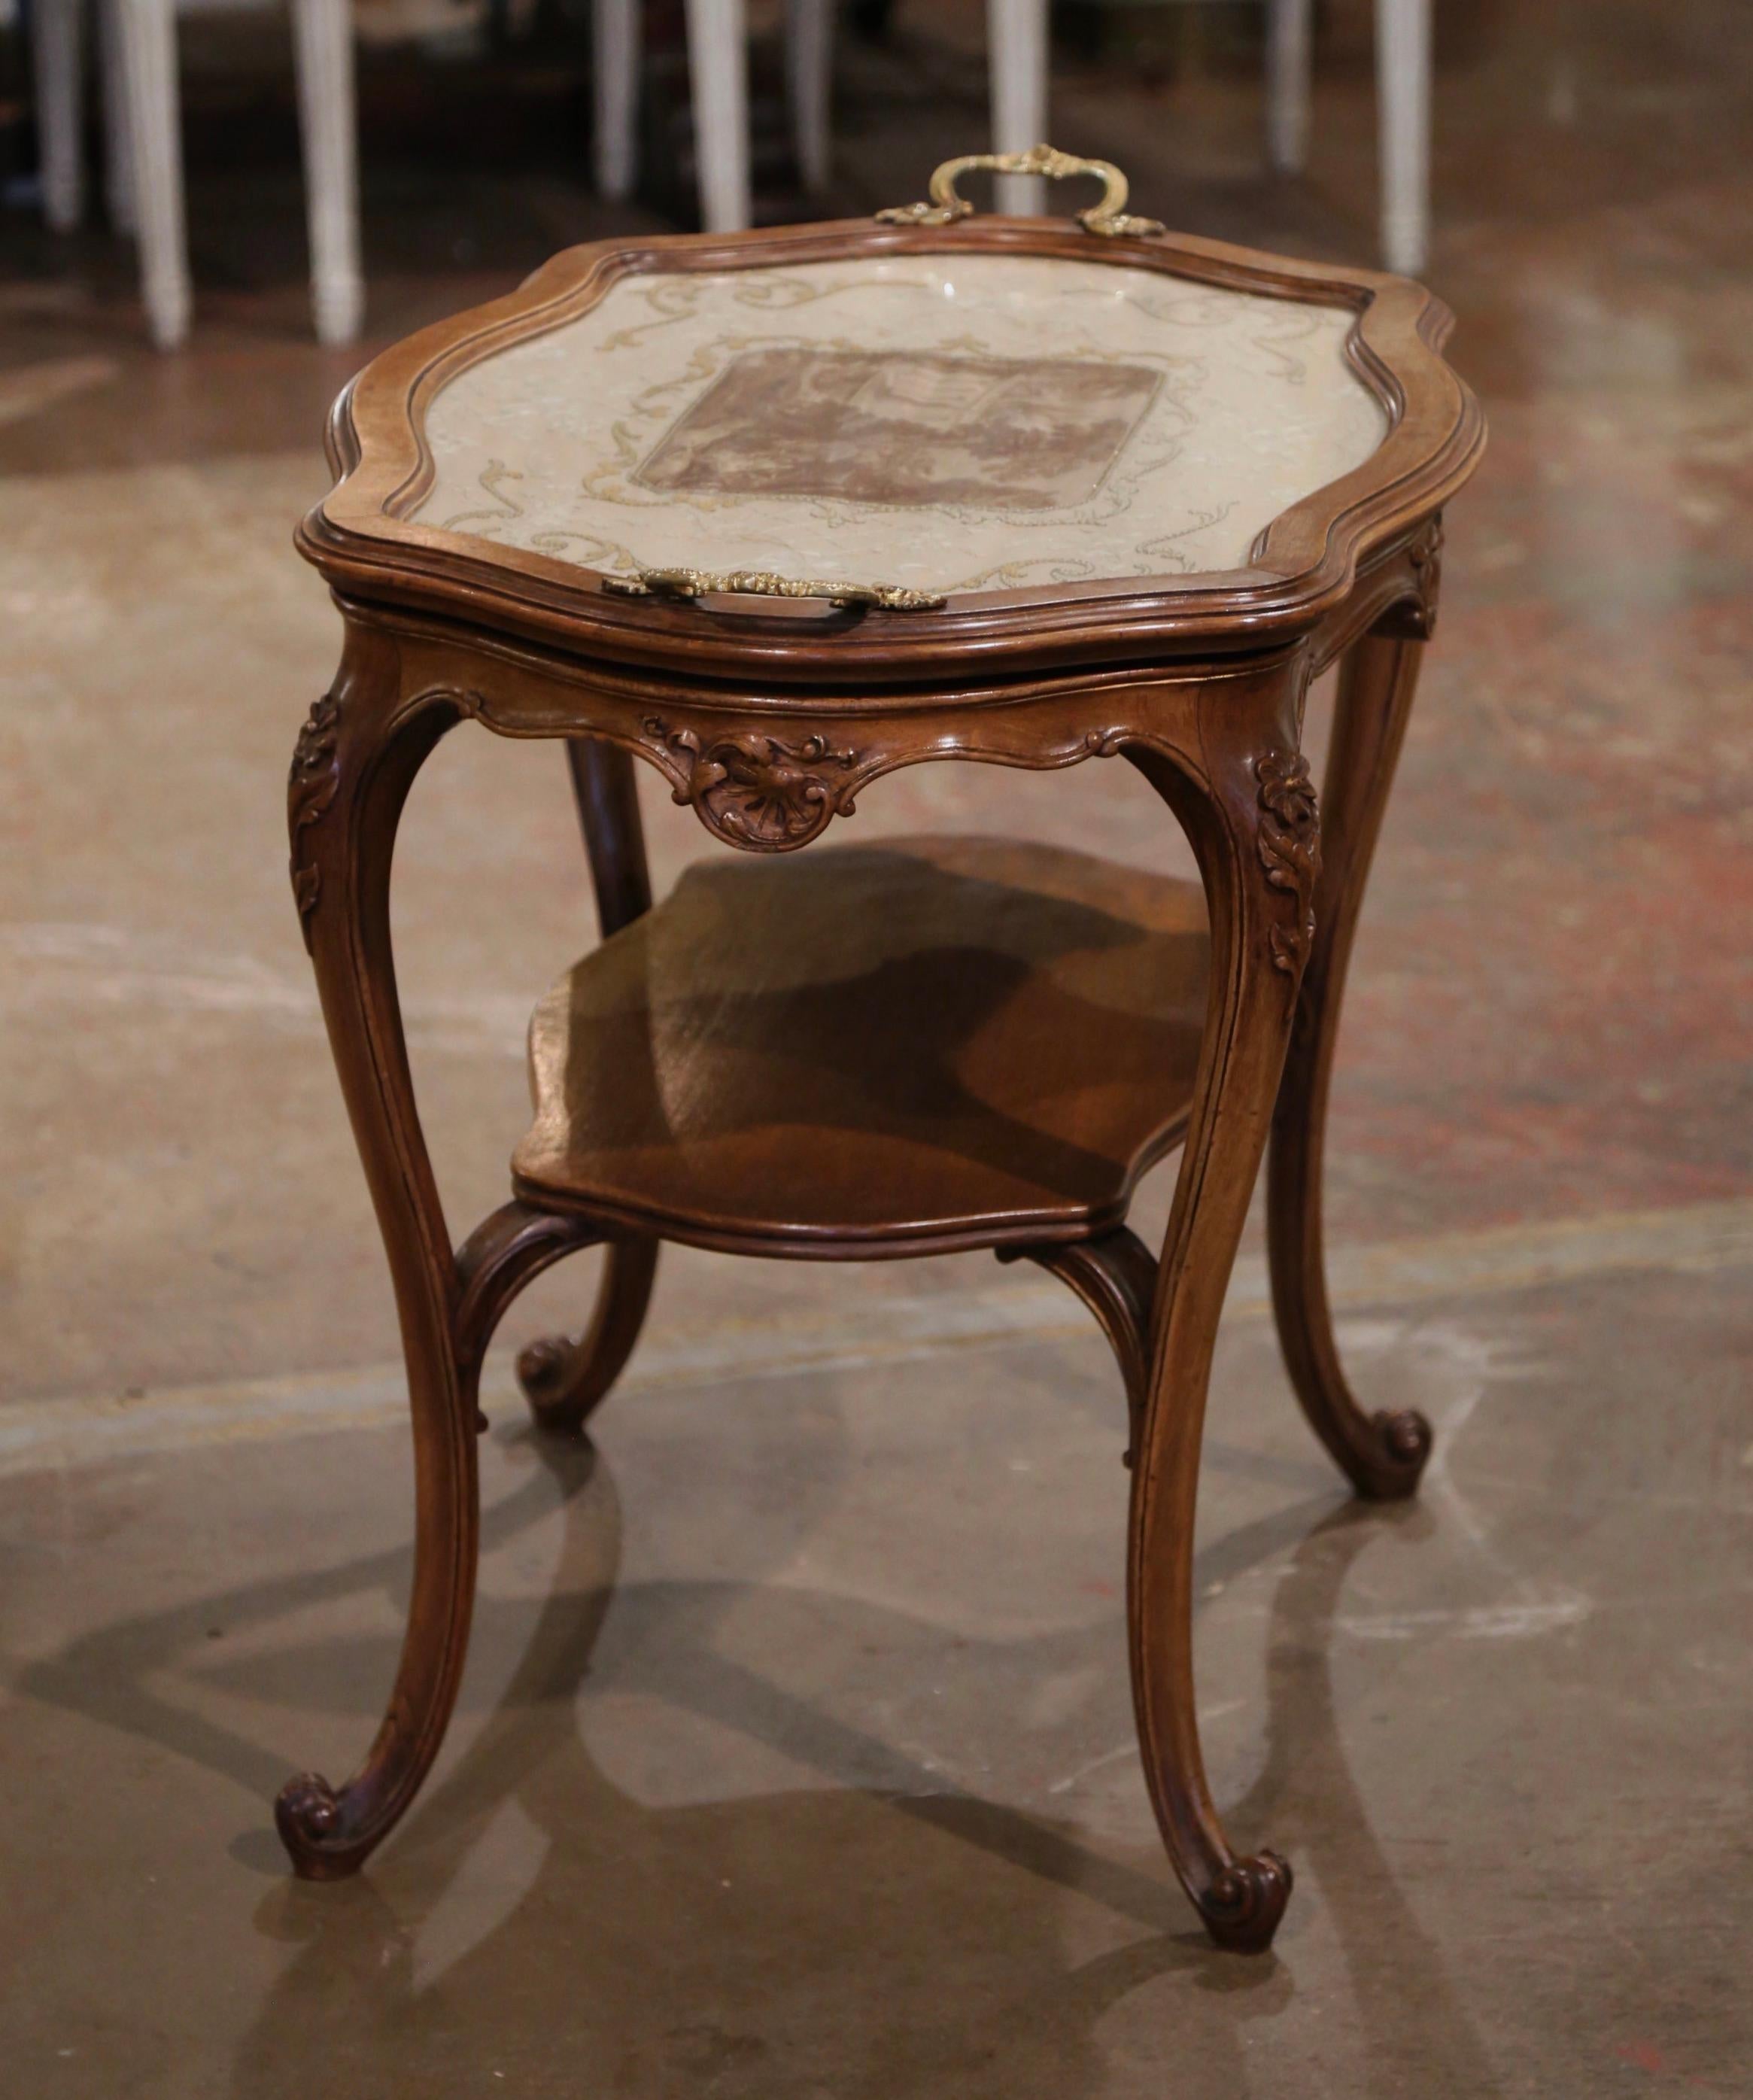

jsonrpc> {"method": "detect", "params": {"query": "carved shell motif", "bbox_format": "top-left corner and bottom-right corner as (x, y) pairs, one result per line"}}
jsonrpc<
(288, 691), (342, 944)
(1255, 749), (1320, 982)
(643, 716), (861, 850)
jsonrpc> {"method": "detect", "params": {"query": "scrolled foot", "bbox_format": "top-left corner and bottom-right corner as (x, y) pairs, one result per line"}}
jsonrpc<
(509, 1238), (658, 1435)
(515, 1336), (591, 1433)
(1365, 1406), (1433, 1498)
(1198, 1849), (1295, 1954)
(275, 1772), (358, 1881)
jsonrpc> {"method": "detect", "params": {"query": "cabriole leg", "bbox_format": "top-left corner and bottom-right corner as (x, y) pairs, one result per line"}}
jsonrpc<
(1124, 716), (1317, 1953)
(276, 628), (479, 1878)
(567, 737), (652, 937)
(998, 1228), (1156, 1466)
(516, 1240), (660, 1433)
(1267, 623), (1432, 1500)
(510, 739), (661, 1434)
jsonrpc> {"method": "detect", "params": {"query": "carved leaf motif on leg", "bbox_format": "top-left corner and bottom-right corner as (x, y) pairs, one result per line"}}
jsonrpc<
(1377, 515), (1445, 642)
(1255, 749), (1320, 983)
(273, 665), (487, 1881)
(1405, 515), (1443, 637)
(288, 691), (342, 947)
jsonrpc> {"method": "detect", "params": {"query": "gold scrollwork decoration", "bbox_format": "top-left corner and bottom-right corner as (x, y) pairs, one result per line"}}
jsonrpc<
(876, 144), (1165, 238)
(603, 568), (946, 612)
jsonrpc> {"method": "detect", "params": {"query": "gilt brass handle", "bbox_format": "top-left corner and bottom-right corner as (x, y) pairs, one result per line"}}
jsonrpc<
(602, 568), (946, 612)
(876, 144), (1165, 238)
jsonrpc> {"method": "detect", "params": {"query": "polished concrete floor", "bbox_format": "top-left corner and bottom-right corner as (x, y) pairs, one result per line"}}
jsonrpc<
(2, 1), (1751, 2092)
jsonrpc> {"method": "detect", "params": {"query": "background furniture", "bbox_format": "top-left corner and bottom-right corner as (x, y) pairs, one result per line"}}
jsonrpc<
(26, 0), (1432, 348)
(650, 0), (1432, 259)
(31, 0), (362, 345)
(1268, 0), (1432, 272)
(594, 0), (1050, 229)
(279, 147), (1479, 1947)
(23, 0), (1035, 341)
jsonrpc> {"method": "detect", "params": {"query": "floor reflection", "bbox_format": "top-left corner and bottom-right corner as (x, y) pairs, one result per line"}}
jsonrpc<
(1235, 1503), (1507, 2096)
(20, 1427), (1505, 2094)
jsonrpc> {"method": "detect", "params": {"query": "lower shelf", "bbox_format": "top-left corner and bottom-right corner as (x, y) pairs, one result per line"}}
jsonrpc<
(512, 834), (1210, 1257)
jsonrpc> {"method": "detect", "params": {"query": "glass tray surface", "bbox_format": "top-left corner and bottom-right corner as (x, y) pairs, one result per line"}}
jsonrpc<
(414, 254), (1388, 595)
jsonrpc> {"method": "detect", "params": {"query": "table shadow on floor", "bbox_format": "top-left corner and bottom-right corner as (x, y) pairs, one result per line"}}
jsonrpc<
(19, 1433), (1502, 2097)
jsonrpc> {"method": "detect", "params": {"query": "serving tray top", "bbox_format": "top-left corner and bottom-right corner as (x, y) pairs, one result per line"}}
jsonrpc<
(411, 251), (1387, 597)
(300, 169), (1482, 683)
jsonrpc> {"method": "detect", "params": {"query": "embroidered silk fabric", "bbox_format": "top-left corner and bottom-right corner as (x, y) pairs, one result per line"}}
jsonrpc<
(414, 254), (1387, 594)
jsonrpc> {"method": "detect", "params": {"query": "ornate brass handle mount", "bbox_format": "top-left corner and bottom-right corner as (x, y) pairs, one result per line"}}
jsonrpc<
(876, 144), (1165, 239)
(602, 568), (947, 612)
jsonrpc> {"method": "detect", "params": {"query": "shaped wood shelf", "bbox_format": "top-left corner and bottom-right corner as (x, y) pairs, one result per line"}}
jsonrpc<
(512, 834), (1210, 1257)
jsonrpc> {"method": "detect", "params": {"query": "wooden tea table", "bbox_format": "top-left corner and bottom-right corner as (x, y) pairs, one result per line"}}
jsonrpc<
(283, 147), (1483, 1953)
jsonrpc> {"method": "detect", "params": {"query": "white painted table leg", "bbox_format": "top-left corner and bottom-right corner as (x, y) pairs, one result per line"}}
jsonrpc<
(1375, 0), (1431, 274)
(987, 0), (1047, 215)
(593, 0), (639, 199)
(99, 0), (138, 232)
(785, 0), (831, 193)
(1265, 0), (1312, 176)
(114, 0), (192, 348)
(292, 0), (363, 342)
(683, 0), (749, 232)
(33, 0), (85, 232)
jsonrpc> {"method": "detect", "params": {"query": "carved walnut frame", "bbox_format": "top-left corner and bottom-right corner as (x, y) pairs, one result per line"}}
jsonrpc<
(282, 212), (1482, 1957)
